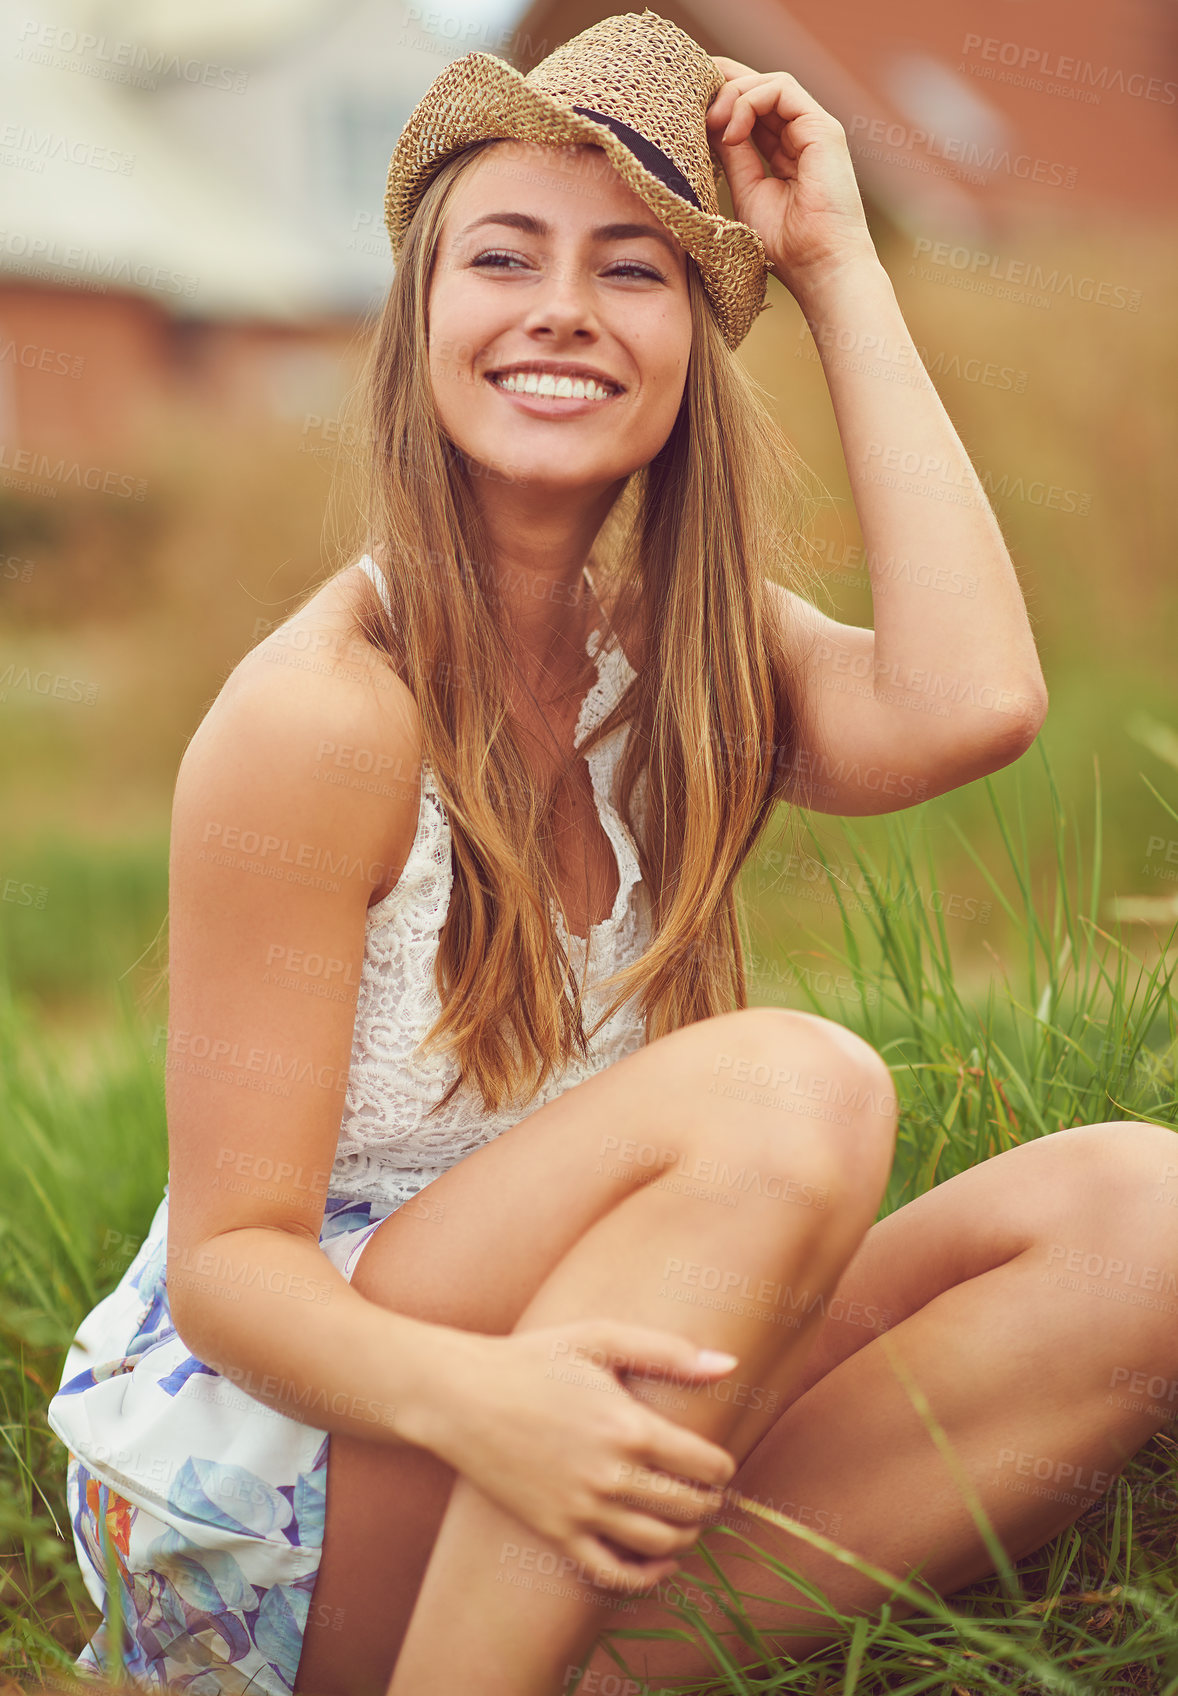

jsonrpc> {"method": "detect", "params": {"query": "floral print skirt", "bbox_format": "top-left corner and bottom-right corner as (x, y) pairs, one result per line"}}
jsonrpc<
(47, 1186), (404, 1694)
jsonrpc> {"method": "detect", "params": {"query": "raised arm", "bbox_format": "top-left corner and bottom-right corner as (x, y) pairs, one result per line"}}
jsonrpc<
(708, 59), (1049, 816)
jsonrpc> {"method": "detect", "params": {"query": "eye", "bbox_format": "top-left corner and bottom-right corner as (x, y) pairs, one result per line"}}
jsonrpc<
(470, 249), (665, 281)
(609, 261), (667, 281)
(470, 249), (528, 270)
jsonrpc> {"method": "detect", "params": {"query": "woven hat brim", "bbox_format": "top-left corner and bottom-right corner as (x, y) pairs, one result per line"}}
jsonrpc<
(384, 51), (768, 350)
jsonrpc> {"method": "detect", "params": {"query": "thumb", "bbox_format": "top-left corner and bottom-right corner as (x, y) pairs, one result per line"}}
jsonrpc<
(717, 132), (769, 211)
(586, 1322), (739, 1385)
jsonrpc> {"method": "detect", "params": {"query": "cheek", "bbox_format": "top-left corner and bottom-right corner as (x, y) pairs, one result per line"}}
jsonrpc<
(431, 366), (484, 423)
(426, 281), (486, 378)
(426, 317), (480, 401)
(642, 361), (689, 424)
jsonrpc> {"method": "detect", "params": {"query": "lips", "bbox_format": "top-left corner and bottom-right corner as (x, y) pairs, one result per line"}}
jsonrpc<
(485, 362), (624, 394)
(484, 372), (622, 413)
(487, 371), (620, 400)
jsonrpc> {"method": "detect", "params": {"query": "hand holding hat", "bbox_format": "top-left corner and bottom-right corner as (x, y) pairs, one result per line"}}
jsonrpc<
(706, 56), (879, 302)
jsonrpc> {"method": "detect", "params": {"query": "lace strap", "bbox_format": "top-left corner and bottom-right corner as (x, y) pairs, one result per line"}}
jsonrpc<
(358, 553), (393, 618)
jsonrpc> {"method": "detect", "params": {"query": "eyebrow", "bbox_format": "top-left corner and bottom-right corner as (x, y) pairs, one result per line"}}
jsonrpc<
(456, 211), (681, 261)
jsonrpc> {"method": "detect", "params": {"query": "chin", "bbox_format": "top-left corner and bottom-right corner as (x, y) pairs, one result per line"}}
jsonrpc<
(462, 450), (630, 489)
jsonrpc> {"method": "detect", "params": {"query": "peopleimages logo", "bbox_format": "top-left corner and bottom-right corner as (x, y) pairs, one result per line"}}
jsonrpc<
(14, 22), (249, 92)
(910, 239), (1142, 312)
(0, 444), (146, 498)
(848, 115), (1076, 187)
(0, 230), (200, 296)
(960, 34), (1177, 105)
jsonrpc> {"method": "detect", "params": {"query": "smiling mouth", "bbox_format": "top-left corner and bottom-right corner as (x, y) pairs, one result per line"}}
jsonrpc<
(485, 372), (623, 403)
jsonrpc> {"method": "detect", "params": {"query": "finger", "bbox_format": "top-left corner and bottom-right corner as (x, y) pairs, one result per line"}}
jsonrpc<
(570, 1533), (679, 1596)
(715, 128), (774, 206)
(719, 93), (833, 192)
(716, 91), (799, 196)
(609, 1493), (719, 1536)
(600, 1507), (703, 1561)
(705, 69), (774, 130)
(716, 116), (782, 190)
(724, 88), (792, 148)
(637, 1420), (737, 1491)
(608, 1468), (728, 1523)
(590, 1322), (739, 1387)
(750, 103), (805, 158)
(723, 72), (832, 136)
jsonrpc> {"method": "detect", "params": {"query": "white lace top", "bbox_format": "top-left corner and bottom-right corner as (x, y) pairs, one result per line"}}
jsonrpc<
(329, 555), (653, 1210)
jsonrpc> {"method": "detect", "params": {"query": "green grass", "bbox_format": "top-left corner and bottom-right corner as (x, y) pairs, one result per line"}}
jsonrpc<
(0, 827), (169, 1014)
(2, 743), (1177, 1693)
(0, 951), (167, 1686)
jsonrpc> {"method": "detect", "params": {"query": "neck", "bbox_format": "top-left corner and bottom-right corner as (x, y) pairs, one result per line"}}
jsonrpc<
(477, 478), (623, 674)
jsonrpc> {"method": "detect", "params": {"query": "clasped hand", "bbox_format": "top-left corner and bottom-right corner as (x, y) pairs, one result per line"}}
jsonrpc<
(418, 1317), (741, 1594)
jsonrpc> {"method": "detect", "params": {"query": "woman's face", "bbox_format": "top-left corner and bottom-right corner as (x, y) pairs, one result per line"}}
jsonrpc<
(426, 139), (693, 496)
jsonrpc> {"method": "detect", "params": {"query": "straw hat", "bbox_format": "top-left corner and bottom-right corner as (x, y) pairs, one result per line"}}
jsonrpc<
(383, 8), (770, 349)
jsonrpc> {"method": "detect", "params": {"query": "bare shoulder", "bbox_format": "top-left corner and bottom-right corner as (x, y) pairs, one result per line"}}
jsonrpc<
(231, 560), (394, 693)
(180, 562), (423, 909)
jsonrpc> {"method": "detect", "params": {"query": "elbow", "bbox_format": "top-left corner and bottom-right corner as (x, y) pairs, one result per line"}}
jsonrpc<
(936, 683), (1048, 792)
(1012, 677), (1049, 749)
(980, 680), (1049, 772)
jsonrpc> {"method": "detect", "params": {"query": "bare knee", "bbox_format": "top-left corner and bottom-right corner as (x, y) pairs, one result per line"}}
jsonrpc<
(1052, 1118), (1177, 1178)
(660, 1006), (897, 1212)
(1028, 1122), (1178, 1371)
(1038, 1120), (1178, 1249)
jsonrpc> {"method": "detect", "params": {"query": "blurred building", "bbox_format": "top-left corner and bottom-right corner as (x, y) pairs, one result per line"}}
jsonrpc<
(0, 0), (525, 463)
(2, 0), (1175, 467)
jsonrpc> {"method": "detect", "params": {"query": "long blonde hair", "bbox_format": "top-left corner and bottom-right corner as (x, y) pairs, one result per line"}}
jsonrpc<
(327, 140), (823, 1116)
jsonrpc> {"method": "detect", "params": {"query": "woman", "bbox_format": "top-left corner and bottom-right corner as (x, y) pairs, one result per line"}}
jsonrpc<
(47, 12), (1178, 1696)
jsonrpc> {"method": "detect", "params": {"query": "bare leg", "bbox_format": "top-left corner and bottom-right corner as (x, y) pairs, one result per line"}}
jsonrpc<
(572, 1119), (1178, 1690)
(383, 1084), (897, 1690)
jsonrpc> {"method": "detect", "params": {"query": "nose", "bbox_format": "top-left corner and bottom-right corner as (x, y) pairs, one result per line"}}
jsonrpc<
(518, 254), (600, 341)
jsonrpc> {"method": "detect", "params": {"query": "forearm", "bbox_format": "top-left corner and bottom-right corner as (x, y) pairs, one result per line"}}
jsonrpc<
(796, 257), (1048, 729)
(167, 1222), (475, 1452)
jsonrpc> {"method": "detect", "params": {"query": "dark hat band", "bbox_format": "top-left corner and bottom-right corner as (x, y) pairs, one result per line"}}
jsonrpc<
(571, 105), (702, 209)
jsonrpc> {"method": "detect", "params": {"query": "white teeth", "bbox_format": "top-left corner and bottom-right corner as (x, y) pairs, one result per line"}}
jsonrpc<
(491, 370), (615, 401)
